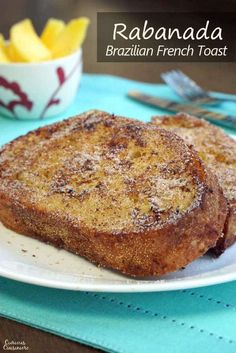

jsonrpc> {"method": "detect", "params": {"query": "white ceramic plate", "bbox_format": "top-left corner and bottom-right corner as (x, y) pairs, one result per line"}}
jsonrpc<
(1, 222), (236, 292)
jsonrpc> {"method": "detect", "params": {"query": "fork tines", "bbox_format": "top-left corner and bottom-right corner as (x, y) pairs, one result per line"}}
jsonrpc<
(161, 70), (209, 101)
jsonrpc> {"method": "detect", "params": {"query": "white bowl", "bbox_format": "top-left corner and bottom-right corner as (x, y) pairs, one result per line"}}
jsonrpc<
(0, 49), (82, 120)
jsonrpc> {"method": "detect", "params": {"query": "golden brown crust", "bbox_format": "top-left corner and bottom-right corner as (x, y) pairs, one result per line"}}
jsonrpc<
(151, 113), (236, 255)
(0, 110), (227, 276)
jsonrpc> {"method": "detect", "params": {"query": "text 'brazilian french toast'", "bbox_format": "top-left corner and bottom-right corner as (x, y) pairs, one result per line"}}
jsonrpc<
(0, 110), (227, 276)
(151, 113), (236, 255)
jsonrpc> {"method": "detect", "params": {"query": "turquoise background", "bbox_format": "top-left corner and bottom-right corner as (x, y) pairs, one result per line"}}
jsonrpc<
(0, 74), (236, 353)
(0, 74), (235, 145)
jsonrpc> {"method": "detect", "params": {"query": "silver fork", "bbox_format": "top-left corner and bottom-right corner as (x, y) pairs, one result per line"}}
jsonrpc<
(161, 70), (236, 105)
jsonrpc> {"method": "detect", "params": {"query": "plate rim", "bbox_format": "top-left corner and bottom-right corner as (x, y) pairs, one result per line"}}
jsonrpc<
(1, 264), (236, 292)
(1, 220), (236, 292)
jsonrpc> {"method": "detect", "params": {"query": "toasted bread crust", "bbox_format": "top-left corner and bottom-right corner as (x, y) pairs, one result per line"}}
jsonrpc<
(152, 113), (236, 255)
(0, 110), (227, 276)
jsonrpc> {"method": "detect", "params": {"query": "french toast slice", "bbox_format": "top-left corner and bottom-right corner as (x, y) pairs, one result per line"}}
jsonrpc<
(0, 110), (227, 277)
(151, 113), (236, 255)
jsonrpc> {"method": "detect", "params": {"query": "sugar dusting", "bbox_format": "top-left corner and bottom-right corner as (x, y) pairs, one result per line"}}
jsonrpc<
(152, 113), (236, 203)
(0, 111), (211, 233)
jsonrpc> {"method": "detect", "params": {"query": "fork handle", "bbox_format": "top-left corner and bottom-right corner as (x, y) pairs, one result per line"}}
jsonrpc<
(128, 91), (236, 129)
(209, 94), (236, 103)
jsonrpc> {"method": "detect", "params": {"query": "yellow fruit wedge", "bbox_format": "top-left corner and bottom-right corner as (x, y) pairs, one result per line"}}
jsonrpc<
(10, 19), (52, 62)
(5, 43), (21, 62)
(0, 33), (5, 47)
(41, 18), (65, 50)
(52, 17), (90, 58)
(0, 34), (10, 62)
(0, 46), (9, 63)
